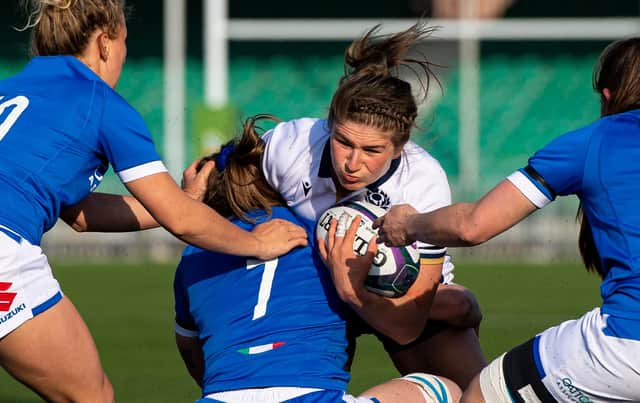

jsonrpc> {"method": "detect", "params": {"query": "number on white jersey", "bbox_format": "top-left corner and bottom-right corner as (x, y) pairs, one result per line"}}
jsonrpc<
(246, 258), (278, 320)
(0, 96), (29, 141)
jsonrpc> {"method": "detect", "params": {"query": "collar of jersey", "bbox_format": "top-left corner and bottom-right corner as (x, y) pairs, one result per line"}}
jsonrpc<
(25, 55), (105, 83)
(317, 138), (401, 190)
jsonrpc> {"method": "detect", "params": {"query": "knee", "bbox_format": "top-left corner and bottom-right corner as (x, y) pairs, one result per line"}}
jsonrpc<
(434, 286), (483, 329)
(401, 372), (463, 402)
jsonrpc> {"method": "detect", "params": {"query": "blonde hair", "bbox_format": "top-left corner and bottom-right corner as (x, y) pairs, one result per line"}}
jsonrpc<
(21, 0), (126, 56)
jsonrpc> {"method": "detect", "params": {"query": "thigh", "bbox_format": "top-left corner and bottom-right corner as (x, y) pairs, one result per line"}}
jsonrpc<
(0, 296), (113, 402)
(386, 326), (486, 389)
(478, 338), (556, 403)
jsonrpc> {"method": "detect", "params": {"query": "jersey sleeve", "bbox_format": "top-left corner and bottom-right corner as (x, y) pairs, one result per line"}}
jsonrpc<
(507, 124), (592, 208)
(173, 252), (199, 338)
(403, 148), (451, 268)
(98, 89), (167, 183)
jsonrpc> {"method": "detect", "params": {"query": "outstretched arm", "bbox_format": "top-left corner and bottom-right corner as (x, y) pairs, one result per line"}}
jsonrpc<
(376, 180), (538, 247)
(60, 159), (215, 233)
(126, 172), (307, 260)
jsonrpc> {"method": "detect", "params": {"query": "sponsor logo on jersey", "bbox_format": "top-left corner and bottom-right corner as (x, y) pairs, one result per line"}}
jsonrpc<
(302, 180), (312, 197)
(0, 282), (17, 312)
(89, 168), (105, 192)
(365, 189), (390, 209)
(556, 377), (592, 403)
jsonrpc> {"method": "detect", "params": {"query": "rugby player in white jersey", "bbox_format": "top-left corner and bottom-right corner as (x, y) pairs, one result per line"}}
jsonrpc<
(173, 122), (462, 403)
(257, 23), (487, 388)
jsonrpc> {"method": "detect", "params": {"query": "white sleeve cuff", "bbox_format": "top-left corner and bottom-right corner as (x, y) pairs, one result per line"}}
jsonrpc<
(507, 170), (552, 208)
(117, 160), (168, 183)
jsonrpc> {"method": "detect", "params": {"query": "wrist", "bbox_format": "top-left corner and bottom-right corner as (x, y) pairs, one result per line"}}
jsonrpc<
(406, 213), (419, 242)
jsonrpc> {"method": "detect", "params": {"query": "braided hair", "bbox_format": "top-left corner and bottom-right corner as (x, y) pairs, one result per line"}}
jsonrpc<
(328, 22), (440, 147)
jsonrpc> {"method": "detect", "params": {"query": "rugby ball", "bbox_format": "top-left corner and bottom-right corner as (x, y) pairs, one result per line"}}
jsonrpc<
(316, 200), (420, 298)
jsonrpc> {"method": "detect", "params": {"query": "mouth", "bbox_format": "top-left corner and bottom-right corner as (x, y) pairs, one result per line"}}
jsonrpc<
(340, 174), (360, 185)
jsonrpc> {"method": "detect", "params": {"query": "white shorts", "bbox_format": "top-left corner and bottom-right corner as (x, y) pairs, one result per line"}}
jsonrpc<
(441, 255), (455, 284)
(479, 307), (640, 402)
(0, 227), (62, 339)
(202, 387), (379, 402)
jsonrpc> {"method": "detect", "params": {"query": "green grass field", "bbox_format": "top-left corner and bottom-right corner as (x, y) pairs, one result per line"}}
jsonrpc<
(0, 259), (601, 402)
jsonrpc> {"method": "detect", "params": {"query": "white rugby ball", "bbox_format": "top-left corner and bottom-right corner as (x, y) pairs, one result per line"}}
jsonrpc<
(316, 200), (420, 298)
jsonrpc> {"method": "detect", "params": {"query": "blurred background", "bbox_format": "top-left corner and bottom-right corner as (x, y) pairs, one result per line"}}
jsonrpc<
(1, 0), (639, 262)
(1, 2), (638, 402)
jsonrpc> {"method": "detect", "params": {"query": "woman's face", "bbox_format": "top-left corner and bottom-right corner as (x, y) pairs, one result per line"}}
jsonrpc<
(330, 120), (402, 192)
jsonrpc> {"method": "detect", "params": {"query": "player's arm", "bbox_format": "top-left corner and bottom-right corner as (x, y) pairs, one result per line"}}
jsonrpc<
(125, 172), (307, 259)
(175, 333), (204, 387)
(318, 215), (441, 345)
(60, 159), (214, 233)
(60, 192), (159, 232)
(378, 180), (537, 247)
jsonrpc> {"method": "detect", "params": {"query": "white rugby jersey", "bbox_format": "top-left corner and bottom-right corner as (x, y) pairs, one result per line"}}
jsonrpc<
(262, 117), (451, 271)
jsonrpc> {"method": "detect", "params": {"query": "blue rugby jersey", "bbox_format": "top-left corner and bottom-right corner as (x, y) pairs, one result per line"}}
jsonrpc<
(508, 109), (640, 339)
(0, 56), (165, 244)
(174, 207), (351, 395)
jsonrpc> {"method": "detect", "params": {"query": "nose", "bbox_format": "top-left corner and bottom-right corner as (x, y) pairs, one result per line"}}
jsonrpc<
(345, 149), (361, 172)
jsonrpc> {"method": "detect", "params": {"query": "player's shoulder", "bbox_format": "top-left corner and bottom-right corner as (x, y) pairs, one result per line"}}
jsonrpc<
(262, 118), (329, 186)
(264, 117), (329, 148)
(401, 141), (448, 181)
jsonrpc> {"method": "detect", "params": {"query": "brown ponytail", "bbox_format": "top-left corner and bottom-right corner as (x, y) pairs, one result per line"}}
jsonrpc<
(197, 115), (286, 223)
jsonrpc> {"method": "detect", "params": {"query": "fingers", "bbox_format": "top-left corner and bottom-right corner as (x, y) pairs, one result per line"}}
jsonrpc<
(184, 157), (202, 174)
(372, 216), (383, 230)
(288, 236), (308, 248)
(287, 229), (308, 247)
(335, 213), (350, 238)
(345, 214), (361, 240)
(182, 159), (215, 201)
(367, 234), (378, 255)
(317, 235), (328, 261)
(326, 216), (337, 251)
(197, 160), (215, 179)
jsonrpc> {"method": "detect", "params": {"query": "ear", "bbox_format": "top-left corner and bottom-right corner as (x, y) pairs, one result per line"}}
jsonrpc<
(98, 31), (110, 61)
(602, 88), (612, 101)
(392, 145), (403, 159)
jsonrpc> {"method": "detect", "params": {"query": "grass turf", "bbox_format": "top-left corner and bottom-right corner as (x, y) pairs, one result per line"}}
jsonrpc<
(0, 260), (600, 402)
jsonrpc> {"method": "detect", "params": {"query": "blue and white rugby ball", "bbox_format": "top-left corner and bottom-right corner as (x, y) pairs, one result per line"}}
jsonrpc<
(316, 200), (420, 298)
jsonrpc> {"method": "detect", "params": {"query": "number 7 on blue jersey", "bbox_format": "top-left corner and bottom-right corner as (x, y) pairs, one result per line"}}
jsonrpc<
(246, 258), (279, 320)
(0, 96), (29, 141)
